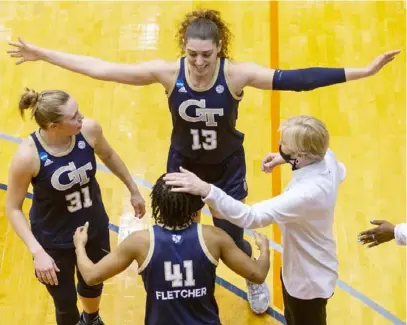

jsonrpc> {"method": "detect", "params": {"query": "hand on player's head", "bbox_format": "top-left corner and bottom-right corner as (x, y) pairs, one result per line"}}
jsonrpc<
(164, 167), (211, 197)
(73, 221), (89, 248)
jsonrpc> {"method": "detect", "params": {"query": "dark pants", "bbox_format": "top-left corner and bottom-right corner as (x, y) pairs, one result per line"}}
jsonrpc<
(281, 273), (328, 325)
(167, 146), (252, 257)
(40, 227), (110, 325)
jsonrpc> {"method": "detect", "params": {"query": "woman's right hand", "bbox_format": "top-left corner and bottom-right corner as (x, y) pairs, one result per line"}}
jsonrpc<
(33, 249), (60, 286)
(7, 37), (43, 65)
(261, 152), (286, 173)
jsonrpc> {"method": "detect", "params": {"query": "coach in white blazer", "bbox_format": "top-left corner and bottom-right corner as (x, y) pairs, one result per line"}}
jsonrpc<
(164, 115), (346, 325)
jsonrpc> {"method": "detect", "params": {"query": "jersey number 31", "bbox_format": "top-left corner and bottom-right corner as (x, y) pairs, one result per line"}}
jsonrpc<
(65, 186), (93, 213)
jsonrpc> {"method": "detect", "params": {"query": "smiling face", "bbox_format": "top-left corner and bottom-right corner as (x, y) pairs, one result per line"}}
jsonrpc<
(184, 38), (221, 78)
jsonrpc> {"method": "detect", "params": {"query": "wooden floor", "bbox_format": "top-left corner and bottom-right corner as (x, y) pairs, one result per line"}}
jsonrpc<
(0, 1), (406, 325)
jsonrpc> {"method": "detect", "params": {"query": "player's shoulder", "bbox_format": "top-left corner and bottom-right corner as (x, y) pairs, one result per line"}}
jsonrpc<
(223, 59), (254, 93)
(158, 59), (179, 71)
(201, 224), (228, 242)
(10, 135), (38, 173)
(81, 118), (101, 133)
(152, 59), (179, 77)
(16, 135), (37, 161)
(127, 228), (151, 245)
(80, 118), (102, 148)
(225, 59), (244, 72)
(154, 59), (181, 92)
(226, 59), (257, 77)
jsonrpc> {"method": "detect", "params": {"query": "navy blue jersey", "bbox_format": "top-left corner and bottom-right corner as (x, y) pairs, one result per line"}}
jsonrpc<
(140, 223), (220, 325)
(168, 57), (244, 164)
(29, 130), (109, 249)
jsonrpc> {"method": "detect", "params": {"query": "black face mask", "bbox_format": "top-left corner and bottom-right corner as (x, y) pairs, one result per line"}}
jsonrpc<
(279, 145), (299, 170)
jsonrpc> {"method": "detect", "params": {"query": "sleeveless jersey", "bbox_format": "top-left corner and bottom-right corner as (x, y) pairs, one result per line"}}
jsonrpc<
(168, 57), (244, 164)
(140, 223), (221, 325)
(29, 131), (109, 249)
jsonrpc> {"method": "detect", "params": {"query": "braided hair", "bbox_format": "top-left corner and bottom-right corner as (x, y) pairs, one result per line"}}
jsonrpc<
(151, 174), (205, 229)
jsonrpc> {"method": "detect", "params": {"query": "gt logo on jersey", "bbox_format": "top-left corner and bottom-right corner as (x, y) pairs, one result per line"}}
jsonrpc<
(51, 161), (93, 191)
(178, 99), (224, 127)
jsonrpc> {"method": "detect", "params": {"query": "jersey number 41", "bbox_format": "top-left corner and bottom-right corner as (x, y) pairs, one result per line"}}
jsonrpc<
(164, 260), (195, 288)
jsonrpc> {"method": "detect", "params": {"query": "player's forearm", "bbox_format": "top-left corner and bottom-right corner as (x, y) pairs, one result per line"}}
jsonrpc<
(102, 151), (140, 195)
(75, 246), (99, 285)
(272, 68), (346, 91)
(344, 67), (371, 81)
(38, 47), (112, 80)
(271, 66), (374, 91)
(6, 209), (43, 255)
(253, 244), (270, 283)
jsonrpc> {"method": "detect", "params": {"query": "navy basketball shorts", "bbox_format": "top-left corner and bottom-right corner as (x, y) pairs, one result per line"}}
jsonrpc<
(167, 146), (248, 201)
(167, 146), (252, 257)
(37, 225), (110, 323)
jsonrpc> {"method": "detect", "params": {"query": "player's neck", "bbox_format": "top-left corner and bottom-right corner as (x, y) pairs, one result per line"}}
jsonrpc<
(39, 129), (72, 148)
(158, 222), (192, 231)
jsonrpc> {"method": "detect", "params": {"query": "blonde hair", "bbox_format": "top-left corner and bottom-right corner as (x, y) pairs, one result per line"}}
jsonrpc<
(19, 88), (70, 129)
(279, 116), (329, 161)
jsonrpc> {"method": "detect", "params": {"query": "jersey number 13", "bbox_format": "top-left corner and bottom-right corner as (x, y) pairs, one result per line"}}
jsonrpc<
(190, 129), (217, 150)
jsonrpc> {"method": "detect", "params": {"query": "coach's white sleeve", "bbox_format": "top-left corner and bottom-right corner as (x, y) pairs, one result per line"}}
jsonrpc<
(202, 185), (277, 229)
(202, 184), (313, 229)
(394, 223), (407, 245)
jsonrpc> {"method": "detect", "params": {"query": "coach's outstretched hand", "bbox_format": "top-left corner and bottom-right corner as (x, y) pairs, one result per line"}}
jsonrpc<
(164, 167), (211, 197)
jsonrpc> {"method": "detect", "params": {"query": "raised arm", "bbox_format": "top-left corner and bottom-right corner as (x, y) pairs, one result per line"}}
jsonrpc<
(5, 140), (60, 286)
(74, 224), (150, 286)
(228, 50), (400, 92)
(164, 167), (315, 229)
(7, 37), (175, 87)
(203, 185), (284, 229)
(213, 227), (270, 284)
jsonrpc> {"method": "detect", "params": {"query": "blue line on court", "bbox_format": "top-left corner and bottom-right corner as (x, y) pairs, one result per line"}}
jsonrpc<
(0, 133), (404, 325)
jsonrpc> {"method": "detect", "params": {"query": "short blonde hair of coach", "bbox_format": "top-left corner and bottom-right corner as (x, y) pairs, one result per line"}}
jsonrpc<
(279, 116), (329, 162)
